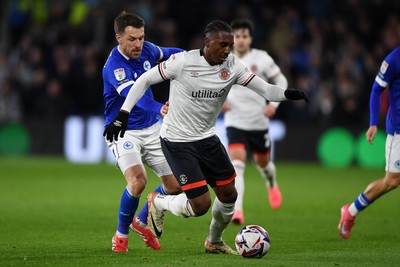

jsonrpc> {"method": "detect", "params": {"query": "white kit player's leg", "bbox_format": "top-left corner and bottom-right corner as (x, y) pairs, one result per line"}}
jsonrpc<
(204, 197), (238, 255)
(257, 161), (282, 209)
(231, 159), (245, 224)
(150, 192), (195, 218)
(147, 192), (195, 238)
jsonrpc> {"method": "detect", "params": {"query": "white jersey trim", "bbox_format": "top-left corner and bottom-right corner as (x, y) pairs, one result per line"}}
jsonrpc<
(116, 81), (134, 95)
(375, 75), (388, 87)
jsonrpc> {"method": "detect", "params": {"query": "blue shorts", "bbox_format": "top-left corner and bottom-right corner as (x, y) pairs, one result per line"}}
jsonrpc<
(160, 135), (236, 199)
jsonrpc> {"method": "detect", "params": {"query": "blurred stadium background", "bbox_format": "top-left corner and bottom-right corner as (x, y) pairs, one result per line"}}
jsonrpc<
(0, 0), (399, 168)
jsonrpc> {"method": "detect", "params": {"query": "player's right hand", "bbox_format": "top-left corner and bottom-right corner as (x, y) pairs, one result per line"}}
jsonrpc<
(103, 110), (129, 142)
(284, 88), (310, 103)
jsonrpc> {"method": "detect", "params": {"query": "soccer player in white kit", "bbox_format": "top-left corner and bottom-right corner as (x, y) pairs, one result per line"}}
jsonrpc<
(222, 19), (288, 225)
(104, 20), (309, 254)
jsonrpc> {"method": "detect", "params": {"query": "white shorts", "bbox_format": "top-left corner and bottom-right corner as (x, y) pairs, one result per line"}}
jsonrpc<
(105, 121), (172, 177)
(386, 133), (400, 173)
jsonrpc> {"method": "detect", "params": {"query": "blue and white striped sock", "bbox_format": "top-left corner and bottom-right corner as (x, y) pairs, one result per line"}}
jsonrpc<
(349, 193), (373, 216)
(117, 187), (139, 235)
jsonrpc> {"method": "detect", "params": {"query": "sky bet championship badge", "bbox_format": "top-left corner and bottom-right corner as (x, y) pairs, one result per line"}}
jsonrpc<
(219, 68), (230, 80)
(114, 68), (126, 81)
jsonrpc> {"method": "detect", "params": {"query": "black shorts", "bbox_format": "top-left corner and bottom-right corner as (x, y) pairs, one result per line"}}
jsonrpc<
(226, 127), (270, 156)
(160, 135), (236, 199)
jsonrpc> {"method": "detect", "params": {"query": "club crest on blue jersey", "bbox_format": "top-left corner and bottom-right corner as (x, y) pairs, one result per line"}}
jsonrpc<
(143, 60), (151, 71)
(219, 68), (230, 80)
(114, 68), (126, 81)
(123, 141), (133, 150)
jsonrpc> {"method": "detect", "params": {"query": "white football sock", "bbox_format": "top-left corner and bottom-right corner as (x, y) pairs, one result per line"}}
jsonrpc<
(154, 193), (195, 218)
(348, 203), (359, 217)
(257, 161), (277, 188)
(207, 197), (235, 243)
(231, 159), (245, 211)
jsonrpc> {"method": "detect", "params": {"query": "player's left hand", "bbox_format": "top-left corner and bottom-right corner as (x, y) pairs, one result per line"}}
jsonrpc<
(264, 105), (277, 117)
(160, 101), (169, 117)
(103, 111), (129, 142)
(284, 88), (310, 103)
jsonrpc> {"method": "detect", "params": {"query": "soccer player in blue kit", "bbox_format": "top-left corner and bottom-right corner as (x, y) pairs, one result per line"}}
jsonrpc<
(339, 46), (400, 239)
(102, 11), (183, 252)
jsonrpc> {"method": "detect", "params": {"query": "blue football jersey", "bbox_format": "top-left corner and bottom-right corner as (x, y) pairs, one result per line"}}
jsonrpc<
(103, 41), (183, 130)
(370, 46), (400, 135)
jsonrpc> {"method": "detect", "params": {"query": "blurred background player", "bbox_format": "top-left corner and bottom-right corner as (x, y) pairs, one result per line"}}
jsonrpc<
(102, 11), (183, 252)
(104, 20), (308, 255)
(338, 46), (400, 239)
(222, 19), (288, 225)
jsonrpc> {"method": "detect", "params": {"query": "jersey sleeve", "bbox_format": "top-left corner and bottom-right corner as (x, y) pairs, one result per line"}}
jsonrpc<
(158, 46), (185, 61)
(121, 64), (168, 113)
(104, 61), (135, 97)
(234, 57), (286, 102)
(135, 90), (163, 113)
(369, 81), (385, 126)
(375, 48), (398, 87)
(157, 52), (185, 80)
(370, 49), (399, 126)
(234, 58), (256, 86)
(147, 41), (184, 62)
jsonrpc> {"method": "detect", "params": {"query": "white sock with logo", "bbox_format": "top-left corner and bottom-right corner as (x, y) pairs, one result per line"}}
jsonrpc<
(154, 193), (195, 218)
(207, 197), (235, 243)
(231, 159), (245, 211)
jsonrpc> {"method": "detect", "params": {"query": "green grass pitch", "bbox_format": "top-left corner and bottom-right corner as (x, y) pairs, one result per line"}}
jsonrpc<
(0, 157), (399, 266)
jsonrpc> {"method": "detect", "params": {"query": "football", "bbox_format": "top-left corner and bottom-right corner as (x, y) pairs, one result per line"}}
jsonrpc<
(235, 225), (270, 258)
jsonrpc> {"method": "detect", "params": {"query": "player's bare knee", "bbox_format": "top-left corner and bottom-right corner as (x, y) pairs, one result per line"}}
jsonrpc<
(192, 203), (210, 216)
(383, 173), (400, 191)
(189, 195), (211, 216)
(226, 190), (238, 203)
(215, 184), (237, 203)
(164, 178), (182, 194)
(165, 185), (182, 195)
(127, 173), (147, 196)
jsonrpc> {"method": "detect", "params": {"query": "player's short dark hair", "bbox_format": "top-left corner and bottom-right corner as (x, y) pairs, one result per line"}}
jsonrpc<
(114, 11), (145, 34)
(230, 19), (254, 37)
(203, 20), (233, 37)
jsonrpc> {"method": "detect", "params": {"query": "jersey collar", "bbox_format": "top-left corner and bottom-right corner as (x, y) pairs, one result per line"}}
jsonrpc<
(117, 46), (130, 61)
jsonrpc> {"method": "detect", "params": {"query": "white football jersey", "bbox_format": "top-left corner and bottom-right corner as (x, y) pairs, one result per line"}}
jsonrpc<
(159, 50), (255, 142)
(224, 48), (282, 130)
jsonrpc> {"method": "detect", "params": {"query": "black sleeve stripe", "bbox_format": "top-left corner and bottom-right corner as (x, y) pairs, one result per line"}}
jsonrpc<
(242, 74), (255, 86)
(158, 63), (168, 80)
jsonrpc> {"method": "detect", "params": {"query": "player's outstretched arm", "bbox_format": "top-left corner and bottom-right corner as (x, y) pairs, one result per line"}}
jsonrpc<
(284, 88), (309, 102)
(247, 75), (309, 103)
(121, 66), (165, 113)
(103, 66), (165, 142)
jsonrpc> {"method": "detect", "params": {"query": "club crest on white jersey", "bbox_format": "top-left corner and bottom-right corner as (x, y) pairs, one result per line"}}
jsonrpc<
(219, 68), (230, 80)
